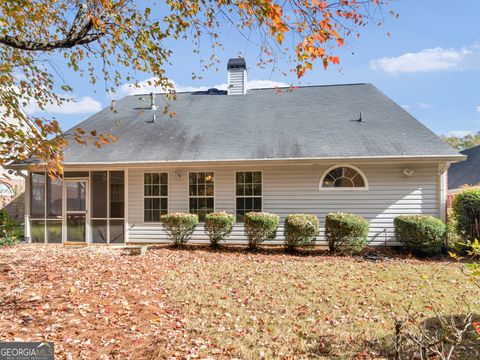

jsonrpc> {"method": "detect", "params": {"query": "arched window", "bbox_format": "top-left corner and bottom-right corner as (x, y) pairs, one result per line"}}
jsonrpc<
(320, 165), (368, 189)
(0, 183), (14, 196)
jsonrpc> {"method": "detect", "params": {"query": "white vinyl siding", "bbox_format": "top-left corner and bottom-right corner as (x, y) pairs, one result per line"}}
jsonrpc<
(227, 68), (246, 95)
(127, 163), (440, 246)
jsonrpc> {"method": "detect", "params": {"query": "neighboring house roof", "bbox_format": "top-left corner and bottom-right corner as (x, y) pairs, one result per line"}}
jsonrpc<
(448, 144), (480, 190)
(59, 83), (461, 164)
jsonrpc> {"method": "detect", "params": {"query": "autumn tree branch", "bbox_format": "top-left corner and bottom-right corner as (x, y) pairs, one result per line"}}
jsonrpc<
(0, 5), (106, 51)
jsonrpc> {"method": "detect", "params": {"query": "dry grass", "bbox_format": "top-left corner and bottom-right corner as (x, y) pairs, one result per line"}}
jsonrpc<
(161, 248), (479, 359)
(0, 244), (478, 359)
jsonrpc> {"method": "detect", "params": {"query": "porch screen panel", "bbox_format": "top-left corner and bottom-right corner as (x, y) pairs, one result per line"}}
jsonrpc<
(30, 172), (64, 243)
(92, 220), (108, 243)
(30, 220), (45, 243)
(46, 221), (62, 243)
(110, 220), (124, 243)
(91, 171), (108, 218)
(110, 171), (124, 218)
(30, 172), (46, 217)
(90, 170), (125, 244)
(235, 171), (262, 222)
(47, 177), (62, 219)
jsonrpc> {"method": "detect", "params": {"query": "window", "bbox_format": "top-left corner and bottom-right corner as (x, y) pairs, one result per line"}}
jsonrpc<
(235, 171), (262, 222)
(0, 183), (14, 196)
(144, 173), (168, 222)
(320, 166), (367, 189)
(189, 172), (214, 221)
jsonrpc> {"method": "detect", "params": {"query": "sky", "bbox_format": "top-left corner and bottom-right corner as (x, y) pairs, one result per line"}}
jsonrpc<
(25, 0), (480, 137)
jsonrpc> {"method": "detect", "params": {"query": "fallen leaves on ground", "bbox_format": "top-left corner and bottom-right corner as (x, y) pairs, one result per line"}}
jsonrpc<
(0, 245), (477, 359)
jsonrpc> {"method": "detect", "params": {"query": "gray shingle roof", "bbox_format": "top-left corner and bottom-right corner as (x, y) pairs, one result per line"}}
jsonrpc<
(448, 145), (480, 190)
(62, 83), (461, 164)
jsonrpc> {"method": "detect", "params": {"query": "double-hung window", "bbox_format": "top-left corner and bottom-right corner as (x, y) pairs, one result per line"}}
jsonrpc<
(144, 173), (168, 222)
(235, 171), (262, 222)
(189, 172), (214, 221)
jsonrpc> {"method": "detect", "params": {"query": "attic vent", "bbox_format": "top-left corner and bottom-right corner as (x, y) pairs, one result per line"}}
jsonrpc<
(227, 58), (247, 96)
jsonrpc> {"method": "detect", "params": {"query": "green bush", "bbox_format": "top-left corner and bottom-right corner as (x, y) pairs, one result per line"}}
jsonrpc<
(452, 187), (480, 242)
(0, 209), (23, 244)
(204, 212), (235, 247)
(445, 208), (467, 255)
(161, 213), (199, 246)
(284, 214), (319, 251)
(0, 236), (19, 247)
(244, 212), (279, 250)
(394, 215), (446, 256)
(325, 213), (369, 255)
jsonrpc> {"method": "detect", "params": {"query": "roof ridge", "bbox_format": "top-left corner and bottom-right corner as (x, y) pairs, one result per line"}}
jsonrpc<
(128, 82), (370, 97)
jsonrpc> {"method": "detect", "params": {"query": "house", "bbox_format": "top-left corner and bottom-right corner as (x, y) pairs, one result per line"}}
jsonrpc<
(1, 108), (29, 222)
(448, 144), (480, 194)
(10, 58), (464, 245)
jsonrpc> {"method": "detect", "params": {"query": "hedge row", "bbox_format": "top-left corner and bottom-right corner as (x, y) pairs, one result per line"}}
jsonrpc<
(160, 211), (454, 257)
(160, 211), (370, 253)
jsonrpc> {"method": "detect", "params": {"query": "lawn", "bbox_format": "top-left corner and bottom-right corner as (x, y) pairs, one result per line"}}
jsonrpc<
(0, 245), (478, 359)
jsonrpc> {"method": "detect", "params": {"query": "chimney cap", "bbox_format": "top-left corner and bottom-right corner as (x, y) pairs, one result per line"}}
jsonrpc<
(227, 58), (246, 70)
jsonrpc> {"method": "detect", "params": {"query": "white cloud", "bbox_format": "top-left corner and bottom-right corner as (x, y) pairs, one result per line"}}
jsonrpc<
(417, 102), (434, 110)
(25, 96), (102, 115)
(446, 130), (473, 137)
(400, 104), (411, 110)
(476, 105), (480, 113)
(115, 78), (289, 97)
(370, 43), (480, 74)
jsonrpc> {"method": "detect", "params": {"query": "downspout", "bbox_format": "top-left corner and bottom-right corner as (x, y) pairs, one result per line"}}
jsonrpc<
(438, 163), (450, 222)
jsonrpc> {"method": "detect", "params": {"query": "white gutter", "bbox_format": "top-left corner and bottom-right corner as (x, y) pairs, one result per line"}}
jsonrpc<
(6, 154), (467, 169)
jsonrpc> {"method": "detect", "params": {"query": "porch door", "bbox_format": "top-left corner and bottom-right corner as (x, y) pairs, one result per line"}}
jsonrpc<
(64, 179), (88, 242)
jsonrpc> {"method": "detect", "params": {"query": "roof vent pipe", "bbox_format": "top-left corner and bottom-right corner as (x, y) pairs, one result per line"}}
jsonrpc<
(150, 92), (157, 110)
(358, 112), (364, 122)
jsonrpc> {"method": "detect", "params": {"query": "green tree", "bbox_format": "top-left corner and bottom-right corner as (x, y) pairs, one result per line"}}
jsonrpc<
(441, 131), (480, 150)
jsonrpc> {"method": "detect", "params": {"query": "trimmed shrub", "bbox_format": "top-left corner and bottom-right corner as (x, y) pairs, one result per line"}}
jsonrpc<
(284, 214), (319, 251)
(325, 212), (369, 255)
(204, 212), (235, 247)
(161, 213), (199, 246)
(244, 212), (279, 250)
(394, 215), (446, 256)
(452, 187), (480, 242)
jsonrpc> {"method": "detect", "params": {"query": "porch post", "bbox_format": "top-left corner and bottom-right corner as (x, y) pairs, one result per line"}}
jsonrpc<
(24, 171), (31, 242)
(124, 168), (129, 243)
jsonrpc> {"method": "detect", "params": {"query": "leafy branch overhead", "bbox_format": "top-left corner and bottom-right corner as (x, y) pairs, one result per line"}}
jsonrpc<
(0, 0), (394, 172)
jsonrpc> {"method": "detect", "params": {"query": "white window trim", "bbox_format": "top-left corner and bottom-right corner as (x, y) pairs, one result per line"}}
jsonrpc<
(188, 171), (216, 221)
(0, 183), (14, 196)
(319, 164), (369, 191)
(142, 171), (169, 223)
(234, 170), (263, 222)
